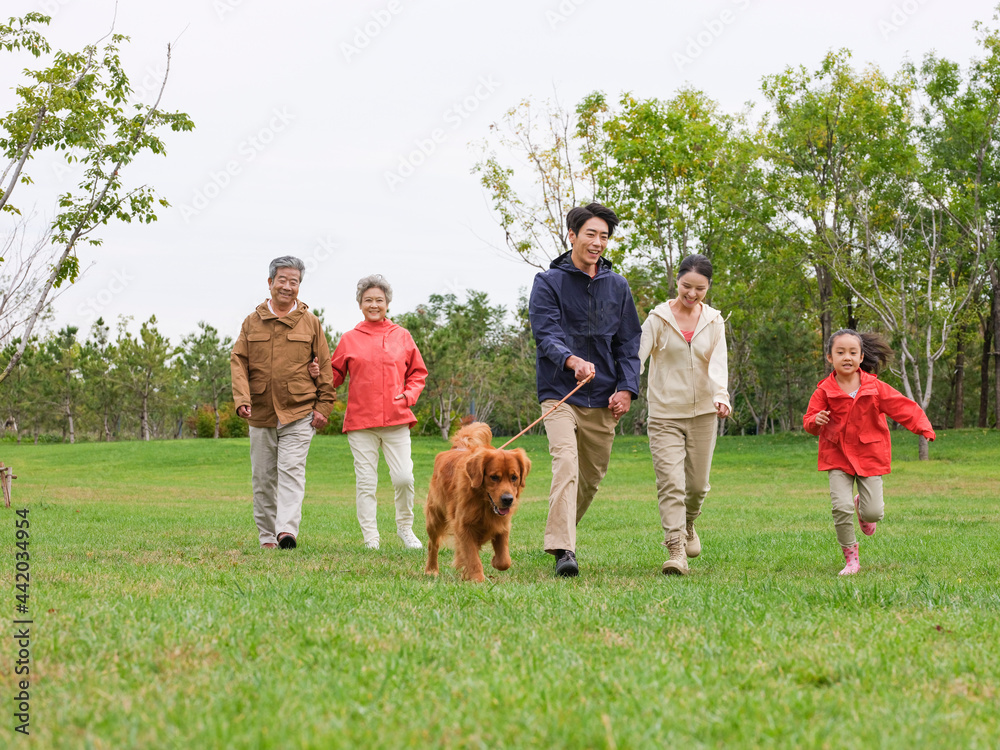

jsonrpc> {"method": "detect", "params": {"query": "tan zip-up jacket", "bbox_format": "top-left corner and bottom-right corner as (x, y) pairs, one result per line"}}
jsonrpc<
(638, 301), (730, 419)
(231, 300), (336, 428)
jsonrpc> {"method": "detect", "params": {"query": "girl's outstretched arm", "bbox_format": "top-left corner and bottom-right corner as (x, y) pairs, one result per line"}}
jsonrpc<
(877, 381), (936, 441)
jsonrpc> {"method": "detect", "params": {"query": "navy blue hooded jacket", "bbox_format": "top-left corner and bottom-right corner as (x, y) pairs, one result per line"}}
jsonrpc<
(528, 250), (642, 408)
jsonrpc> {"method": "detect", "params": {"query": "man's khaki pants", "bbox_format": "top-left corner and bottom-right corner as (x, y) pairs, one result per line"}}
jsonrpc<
(541, 400), (617, 554)
(249, 416), (315, 545)
(347, 425), (415, 545)
(648, 413), (717, 543)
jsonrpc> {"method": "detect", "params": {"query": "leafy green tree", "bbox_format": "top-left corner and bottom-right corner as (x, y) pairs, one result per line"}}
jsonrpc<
(79, 317), (122, 441)
(114, 315), (174, 441)
(759, 51), (913, 360)
(36, 325), (83, 442)
(180, 322), (232, 438)
(0, 337), (40, 443)
(473, 97), (594, 268)
(911, 20), (1000, 430)
(397, 291), (521, 439)
(577, 88), (749, 296)
(0, 12), (194, 382)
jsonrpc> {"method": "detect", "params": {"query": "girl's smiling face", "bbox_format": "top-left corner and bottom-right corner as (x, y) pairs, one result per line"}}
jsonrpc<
(827, 333), (863, 376)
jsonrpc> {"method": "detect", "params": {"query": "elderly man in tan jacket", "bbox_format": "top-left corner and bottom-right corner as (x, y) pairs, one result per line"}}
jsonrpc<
(231, 256), (336, 549)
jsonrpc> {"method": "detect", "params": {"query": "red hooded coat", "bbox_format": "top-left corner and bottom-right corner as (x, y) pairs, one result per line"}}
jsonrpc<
(330, 319), (427, 433)
(803, 370), (935, 476)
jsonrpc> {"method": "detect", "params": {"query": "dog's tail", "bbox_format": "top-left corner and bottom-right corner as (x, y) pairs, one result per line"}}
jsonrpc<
(450, 421), (493, 450)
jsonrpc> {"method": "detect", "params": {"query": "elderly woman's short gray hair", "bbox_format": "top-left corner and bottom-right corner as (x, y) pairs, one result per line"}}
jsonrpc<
(356, 274), (392, 305)
(269, 255), (306, 281)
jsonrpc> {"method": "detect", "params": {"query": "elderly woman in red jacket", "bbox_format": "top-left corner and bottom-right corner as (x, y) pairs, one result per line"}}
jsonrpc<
(311, 274), (427, 550)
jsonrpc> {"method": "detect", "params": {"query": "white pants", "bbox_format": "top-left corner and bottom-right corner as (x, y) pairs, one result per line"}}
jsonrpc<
(249, 416), (315, 545)
(347, 425), (415, 544)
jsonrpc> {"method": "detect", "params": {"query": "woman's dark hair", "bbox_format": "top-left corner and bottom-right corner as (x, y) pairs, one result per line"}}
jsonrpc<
(825, 329), (894, 374)
(566, 202), (619, 238)
(677, 253), (713, 282)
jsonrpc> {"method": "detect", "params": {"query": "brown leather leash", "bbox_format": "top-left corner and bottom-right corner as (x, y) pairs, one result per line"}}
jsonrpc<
(498, 375), (593, 450)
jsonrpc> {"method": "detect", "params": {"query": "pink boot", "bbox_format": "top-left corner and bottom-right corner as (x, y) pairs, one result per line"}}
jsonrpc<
(839, 543), (860, 576)
(854, 494), (877, 536)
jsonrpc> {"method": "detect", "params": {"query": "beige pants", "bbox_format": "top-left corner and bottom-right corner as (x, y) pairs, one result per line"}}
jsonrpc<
(249, 416), (315, 545)
(347, 425), (415, 544)
(541, 400), (618, 554)
(829, 469), (884, 547)
(648, 413), (718, 542)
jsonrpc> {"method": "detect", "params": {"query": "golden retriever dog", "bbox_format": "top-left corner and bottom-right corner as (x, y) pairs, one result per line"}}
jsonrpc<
(424, 422), (531, 582)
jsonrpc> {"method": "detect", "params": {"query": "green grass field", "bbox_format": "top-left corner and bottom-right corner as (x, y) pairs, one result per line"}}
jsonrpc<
(1, 429), (998, 749)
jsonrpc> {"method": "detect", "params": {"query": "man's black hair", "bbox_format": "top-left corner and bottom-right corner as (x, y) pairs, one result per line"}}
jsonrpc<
(566, 202), (619, 238)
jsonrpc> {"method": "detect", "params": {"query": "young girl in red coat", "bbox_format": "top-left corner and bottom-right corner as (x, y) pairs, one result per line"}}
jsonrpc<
(803, 330), (936, 575)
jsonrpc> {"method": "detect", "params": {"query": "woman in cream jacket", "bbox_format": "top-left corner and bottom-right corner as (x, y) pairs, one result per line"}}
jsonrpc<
(638, 254), (730, 576)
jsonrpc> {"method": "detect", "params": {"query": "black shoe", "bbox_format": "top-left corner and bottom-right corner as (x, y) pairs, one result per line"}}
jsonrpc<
(277, 533), (297, 549)
(555, 549), (578, 577)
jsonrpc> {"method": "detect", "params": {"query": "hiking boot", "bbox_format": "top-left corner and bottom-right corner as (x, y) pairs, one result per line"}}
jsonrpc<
(839, 543), (860, 576)
(685, 519), (701, 558)
(397, 528), (424, 550)
(854, 494), (877, 536)
(555, 549), (579, 577)
(662, 534), (689, 576)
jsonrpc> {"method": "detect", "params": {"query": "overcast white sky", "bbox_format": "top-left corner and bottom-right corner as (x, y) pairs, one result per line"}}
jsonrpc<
(2, 0), (993, 345)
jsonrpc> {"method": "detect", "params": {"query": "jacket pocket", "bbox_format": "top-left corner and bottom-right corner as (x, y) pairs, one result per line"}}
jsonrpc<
(859, 427), (882, 444)
(286, 378), (317, 408)
(286, 333), (313, 363)
(247, 333), (272, 382)
(247, 332), (271, 357)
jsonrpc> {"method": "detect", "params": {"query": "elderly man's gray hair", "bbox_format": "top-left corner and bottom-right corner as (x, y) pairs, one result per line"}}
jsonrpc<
(356, 274), (392, 305)
(269, 256), (306, 281)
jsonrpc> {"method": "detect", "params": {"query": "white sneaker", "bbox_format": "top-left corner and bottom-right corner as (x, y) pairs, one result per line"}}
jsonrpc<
(363, 538), (380, 550)
(397, 529), (423, 549)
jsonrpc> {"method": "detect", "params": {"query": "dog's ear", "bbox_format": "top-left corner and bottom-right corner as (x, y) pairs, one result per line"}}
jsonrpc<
(465, 449), (487, 488)
(513, 449), (531, 489)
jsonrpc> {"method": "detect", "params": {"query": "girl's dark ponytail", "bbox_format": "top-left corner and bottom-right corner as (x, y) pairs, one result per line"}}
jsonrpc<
(858, 332), (892, 374)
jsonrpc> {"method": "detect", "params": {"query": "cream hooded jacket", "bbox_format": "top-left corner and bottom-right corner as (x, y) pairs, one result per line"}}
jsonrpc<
(638, 301), (730, 419)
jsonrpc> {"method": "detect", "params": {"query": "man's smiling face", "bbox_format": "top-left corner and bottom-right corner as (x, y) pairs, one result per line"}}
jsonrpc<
(568, 216), (610, 275)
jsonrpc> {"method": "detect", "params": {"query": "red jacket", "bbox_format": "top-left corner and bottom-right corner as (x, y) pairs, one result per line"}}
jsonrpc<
(803, 371), (935, 476)
(331, 319), (427, 432)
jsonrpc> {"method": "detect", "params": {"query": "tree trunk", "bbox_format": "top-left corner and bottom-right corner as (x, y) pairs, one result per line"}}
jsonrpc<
(918, 434), (929, 461)
(992, 264), (1000, 429)
(141, 392), (151, 441)
(980, 309), (993, 428)
(816, 263), (834, 374)
(214, 407), (221, 439)
(68, 412), (75, 444)
(953, 326), (965, 429)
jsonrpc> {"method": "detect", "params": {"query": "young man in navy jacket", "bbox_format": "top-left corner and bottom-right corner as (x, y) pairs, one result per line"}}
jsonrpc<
(528, 203), (641, 576)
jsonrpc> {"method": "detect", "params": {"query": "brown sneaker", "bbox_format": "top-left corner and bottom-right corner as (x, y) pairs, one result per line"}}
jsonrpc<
(685, 519), (701, 558)
(662, 534), (688, 576)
